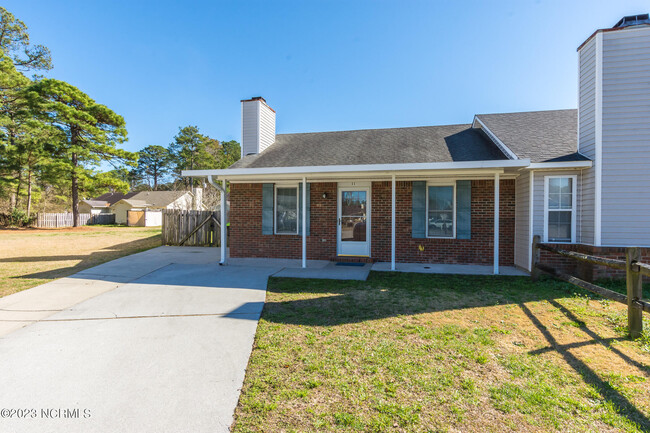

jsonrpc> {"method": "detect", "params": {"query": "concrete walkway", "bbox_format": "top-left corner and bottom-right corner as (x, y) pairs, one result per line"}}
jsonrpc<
(372, 261), (528, 276)
(0, 247), (282, 433)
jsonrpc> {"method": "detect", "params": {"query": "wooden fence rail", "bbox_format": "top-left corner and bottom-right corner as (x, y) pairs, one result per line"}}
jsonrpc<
(532, 235), (649, 338)
(161, 209), (222, 247)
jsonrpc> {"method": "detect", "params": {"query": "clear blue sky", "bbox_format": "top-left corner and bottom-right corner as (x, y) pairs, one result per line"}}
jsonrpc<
(4, 0), (649, 154)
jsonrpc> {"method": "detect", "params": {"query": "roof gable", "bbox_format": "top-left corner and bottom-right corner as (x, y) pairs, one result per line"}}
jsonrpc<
(474, 109), (587, 163)
(129, 191), (189, 207)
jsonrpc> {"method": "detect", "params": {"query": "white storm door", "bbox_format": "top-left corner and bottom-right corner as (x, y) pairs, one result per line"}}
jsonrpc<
(337, 187), (370, 256)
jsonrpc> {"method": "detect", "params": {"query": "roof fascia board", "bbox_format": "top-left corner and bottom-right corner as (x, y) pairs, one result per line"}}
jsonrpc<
(182, 159), (529, 178)
(472, 116), (519, 160)
(525, 160), (593, 169)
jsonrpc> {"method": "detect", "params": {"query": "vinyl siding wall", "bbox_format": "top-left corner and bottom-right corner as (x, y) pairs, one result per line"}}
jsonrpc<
(514, 171), (530, 270)
(259, 103), (276, 153)
(578, 37), (597, 245)
(601, 27), (650, 246)
(531, 170), (582, 244)
(241, 101), (260, 156)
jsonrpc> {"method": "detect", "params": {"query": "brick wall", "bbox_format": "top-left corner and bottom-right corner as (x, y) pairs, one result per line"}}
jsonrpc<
(229, 179), (515, 266)
(371, 179), (514, 265)
(539, 243), (650, 280)
(229, 182), (337, 259)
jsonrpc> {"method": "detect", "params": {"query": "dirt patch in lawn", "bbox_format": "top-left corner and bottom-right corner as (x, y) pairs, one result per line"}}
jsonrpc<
(232, 273), (650, 433)
(0, 226), (161, 297)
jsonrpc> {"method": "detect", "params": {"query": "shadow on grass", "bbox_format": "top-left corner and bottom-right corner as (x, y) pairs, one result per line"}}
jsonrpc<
(9, 235), (161, 280)
(521, 301), (650, 429)
(260, 271), (650, 429)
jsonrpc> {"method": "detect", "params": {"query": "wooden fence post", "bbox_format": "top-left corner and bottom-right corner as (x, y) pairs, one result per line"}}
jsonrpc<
(626, 247), (643, 339)
(531, 235), (541, 282)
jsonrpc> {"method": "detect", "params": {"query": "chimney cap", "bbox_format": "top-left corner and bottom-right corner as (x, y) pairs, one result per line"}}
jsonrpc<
(613, 14), (650, 28)
(241, 96), (267, 103)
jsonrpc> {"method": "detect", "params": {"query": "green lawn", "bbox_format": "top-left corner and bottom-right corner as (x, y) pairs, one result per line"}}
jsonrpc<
(0, 226), (161, 297)
(233, 273), (650, 433)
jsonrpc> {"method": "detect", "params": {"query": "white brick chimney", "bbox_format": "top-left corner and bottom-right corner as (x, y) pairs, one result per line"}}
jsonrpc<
(241, 97), (276, 157)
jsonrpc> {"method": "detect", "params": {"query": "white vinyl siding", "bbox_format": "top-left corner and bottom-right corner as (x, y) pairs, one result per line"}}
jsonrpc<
(514, 171), (530, 270)
(578, 36), (597, 245)
(600, 27), (650, 246)
(241, 101), (260, 156)
(259, 103), (276, 153)
(532, 170), (582, 244)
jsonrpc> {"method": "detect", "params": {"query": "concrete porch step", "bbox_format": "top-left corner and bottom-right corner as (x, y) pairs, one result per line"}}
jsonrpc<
(330, 256), (377, 264)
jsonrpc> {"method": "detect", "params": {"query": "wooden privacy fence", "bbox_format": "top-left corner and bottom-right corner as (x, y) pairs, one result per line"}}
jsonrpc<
(531, 235), (650, 338)
(36, 213), (91, 228)
(161, 209), (222, 247)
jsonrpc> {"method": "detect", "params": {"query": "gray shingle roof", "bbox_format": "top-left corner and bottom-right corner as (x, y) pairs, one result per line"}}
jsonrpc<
(130, 191), (189, 207)
(93, 192), (138, 205)
(230, 124), (508, 169)
(81, 200), (110, 208)
(475, 109), (587, 163)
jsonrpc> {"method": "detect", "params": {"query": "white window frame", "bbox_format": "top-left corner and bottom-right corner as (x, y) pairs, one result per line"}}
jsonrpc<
(543, 175), (577, 244)
(426, 181), (456, 239)
(274, 184), (299, 235)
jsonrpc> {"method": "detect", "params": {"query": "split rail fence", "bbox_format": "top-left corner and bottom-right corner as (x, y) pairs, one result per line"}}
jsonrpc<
(531, 234), (650, 338)
(161, 209), (222, 247)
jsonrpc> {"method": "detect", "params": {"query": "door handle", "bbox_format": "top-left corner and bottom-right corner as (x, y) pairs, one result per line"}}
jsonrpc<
(338, 218), (341, 225)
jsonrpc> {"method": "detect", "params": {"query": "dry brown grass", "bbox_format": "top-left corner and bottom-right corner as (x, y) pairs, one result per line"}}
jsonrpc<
(233, 274), (650, 433)
(0, 226), (161, 297)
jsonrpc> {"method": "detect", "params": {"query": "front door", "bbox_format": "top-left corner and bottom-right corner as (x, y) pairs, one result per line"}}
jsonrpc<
(337, 186), (370, 256)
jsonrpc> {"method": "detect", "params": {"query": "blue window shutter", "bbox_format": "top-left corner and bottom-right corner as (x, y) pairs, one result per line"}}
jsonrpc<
(262, 183), (274, 235)
(456, 180), (471, 239)
(412, 181), (426, 238)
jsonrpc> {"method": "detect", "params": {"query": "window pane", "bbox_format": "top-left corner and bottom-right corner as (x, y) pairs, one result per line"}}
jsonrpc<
(428, 211), (454, 237)
(341, 191), (366, 216)
(560, 193), (572, 209)
(428, 186), (453, 212)
(548, 193), (560, 209)
(549, 178), (561, 194)
(276, 187), (297, 233)
(548, 211), (571, 242)
(341, 217), (366, 241)
(427, 186), (454, 237)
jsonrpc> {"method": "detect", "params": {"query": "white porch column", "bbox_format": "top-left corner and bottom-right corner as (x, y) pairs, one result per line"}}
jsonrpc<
(302, 177), (307, 268)
(391, 174), (396, 271)
(220, 178), (227, 265)
(493, 173), (500, 275)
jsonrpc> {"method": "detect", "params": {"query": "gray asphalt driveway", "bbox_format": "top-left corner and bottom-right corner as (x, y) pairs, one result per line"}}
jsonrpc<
(0, 247), (283, 433)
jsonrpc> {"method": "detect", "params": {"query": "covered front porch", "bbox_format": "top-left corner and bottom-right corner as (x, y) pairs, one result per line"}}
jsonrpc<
(184, 159), (530, 276)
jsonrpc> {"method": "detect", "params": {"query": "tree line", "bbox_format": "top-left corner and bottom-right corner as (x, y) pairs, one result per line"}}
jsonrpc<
(0, 7), (239, 226)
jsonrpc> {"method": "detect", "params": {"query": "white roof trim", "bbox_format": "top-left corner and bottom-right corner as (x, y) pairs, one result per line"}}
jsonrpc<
(473, 116), (519, 160)
(526, 160), (592, 169)
(182, 159), (531, 178)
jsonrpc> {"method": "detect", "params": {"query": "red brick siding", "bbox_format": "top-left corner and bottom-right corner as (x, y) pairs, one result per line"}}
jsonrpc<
(539, 244), (650, 280)
(229, 180), (515, 266)
(371, 180), (514, 265)
(229, 182), (337, 259)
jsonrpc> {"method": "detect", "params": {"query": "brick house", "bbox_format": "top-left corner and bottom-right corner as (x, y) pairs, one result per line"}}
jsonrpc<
(184, 15), (650, 277)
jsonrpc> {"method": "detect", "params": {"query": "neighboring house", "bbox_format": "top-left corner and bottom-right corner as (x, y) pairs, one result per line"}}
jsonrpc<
(79, 192), (137, 214)
(112, 190), (204, 225)
(183, 15), (650, 279)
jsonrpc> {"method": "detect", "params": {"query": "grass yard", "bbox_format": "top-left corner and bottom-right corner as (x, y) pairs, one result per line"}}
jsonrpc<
(233, 273), (650, 433)
(0, 226), (161, 297)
